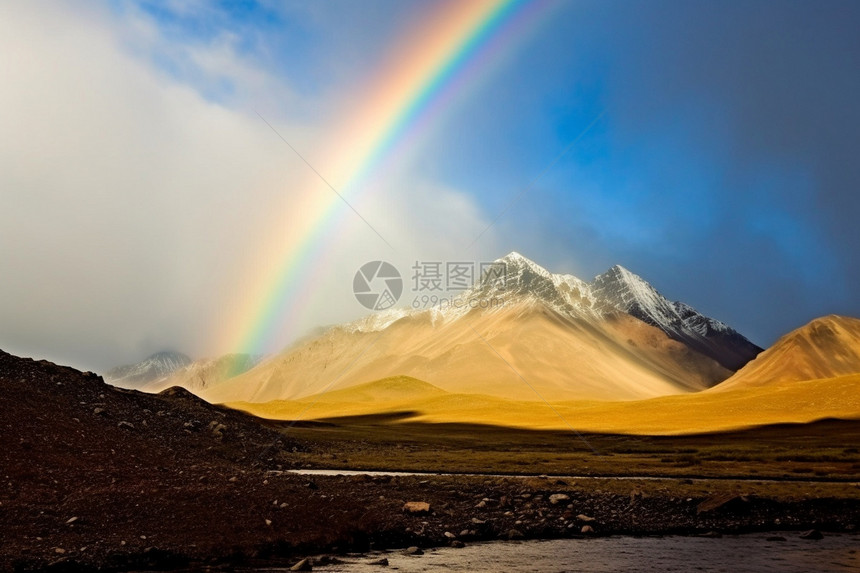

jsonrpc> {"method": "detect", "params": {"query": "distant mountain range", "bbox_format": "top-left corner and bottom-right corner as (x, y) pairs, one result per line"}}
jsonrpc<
(102, 252), (860, 434)
(202, 252), (762, 404)
(105, 352), (262, 392)
(144, 354), (263, 393)
(104, 351), (192, 389)
(29, 252), (860, 433)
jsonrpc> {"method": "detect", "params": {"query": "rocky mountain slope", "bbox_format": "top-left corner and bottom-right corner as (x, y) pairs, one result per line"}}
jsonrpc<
(589, 264), (761, 370)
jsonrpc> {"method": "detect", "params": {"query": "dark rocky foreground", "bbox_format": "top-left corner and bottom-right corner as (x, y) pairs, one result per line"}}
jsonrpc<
(1, 349), (858, 572)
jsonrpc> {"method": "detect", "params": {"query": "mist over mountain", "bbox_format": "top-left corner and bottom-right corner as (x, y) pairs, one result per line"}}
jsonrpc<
(144, 354), (264, 394)
(104, 351), (192, 389)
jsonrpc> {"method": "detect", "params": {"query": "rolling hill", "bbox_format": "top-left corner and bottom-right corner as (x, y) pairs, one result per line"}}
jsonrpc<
(225, 314), (860, 434)
(230, 371), (860, 435)
(715, 315), (860, 391)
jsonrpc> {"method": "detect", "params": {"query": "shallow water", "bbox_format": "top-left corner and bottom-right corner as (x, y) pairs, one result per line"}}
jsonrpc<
(285, 468), (859, 485)
(261, 533), (860, 572)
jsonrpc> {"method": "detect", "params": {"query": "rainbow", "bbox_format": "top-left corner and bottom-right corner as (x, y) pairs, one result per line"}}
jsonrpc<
(222, 0), (554, 357)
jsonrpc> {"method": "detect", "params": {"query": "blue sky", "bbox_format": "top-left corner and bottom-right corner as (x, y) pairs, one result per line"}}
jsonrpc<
(275, 0), (857, 347)
(2, 0), (859, 368)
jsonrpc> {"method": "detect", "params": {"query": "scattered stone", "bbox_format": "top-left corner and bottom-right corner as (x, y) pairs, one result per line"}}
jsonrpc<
(290, 558), (312, 571)
(507, 529), (525, 540)
(368, 557), (389, 566)
(402, 546), (424, 555)
(117, 421), (134, 430)
(93, 408), (105, 416)
(209, 422), (227, 437)
(471, 518), (486, 525)
(475, 500), (487, 508)
(577, 514), (595, 522)
(265, 519), (272, 526)
(228, 476), (238, 483)
(549, 494), (570, 505)
(581, 525), (594, 534)
(800, 529), (824, 540)
(402, 501), (431, 515)
(460, 529), (471, 537)
(66, 517), (79, 524)
(450, 540), (466, 548)
(54, 548), (66, 554)
(443, 531), (456, 539)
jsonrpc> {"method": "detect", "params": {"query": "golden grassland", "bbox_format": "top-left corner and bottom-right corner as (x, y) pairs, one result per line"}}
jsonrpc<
(266, 416), (860, 481)
(226, 373), (860, 435)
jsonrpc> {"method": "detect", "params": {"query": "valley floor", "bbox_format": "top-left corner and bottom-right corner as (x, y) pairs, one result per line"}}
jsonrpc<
(2, 351), (859, 571)
(277, 416), (860, 481)
(4, 418), (860, 572)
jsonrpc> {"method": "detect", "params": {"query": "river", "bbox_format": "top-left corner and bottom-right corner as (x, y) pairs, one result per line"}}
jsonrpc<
(258, 534), (858, 572)
(284, 468), (860, 484)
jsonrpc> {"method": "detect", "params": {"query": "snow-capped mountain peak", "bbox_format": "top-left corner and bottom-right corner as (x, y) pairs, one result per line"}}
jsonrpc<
(342, 252), (761, 371)
(591, 264), (679, 324)
(587, 263), (757, 369)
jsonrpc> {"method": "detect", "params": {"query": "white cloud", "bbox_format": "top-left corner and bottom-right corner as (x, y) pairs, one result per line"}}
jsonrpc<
(0, 1), (500, 370)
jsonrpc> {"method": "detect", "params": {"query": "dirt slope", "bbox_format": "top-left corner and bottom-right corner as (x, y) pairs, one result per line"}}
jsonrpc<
(715, 315), (860, 391)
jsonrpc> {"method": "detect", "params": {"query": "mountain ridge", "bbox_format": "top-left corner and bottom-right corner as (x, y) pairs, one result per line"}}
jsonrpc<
(203, 253), (756, 404)
(345, 252), (762, 371)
